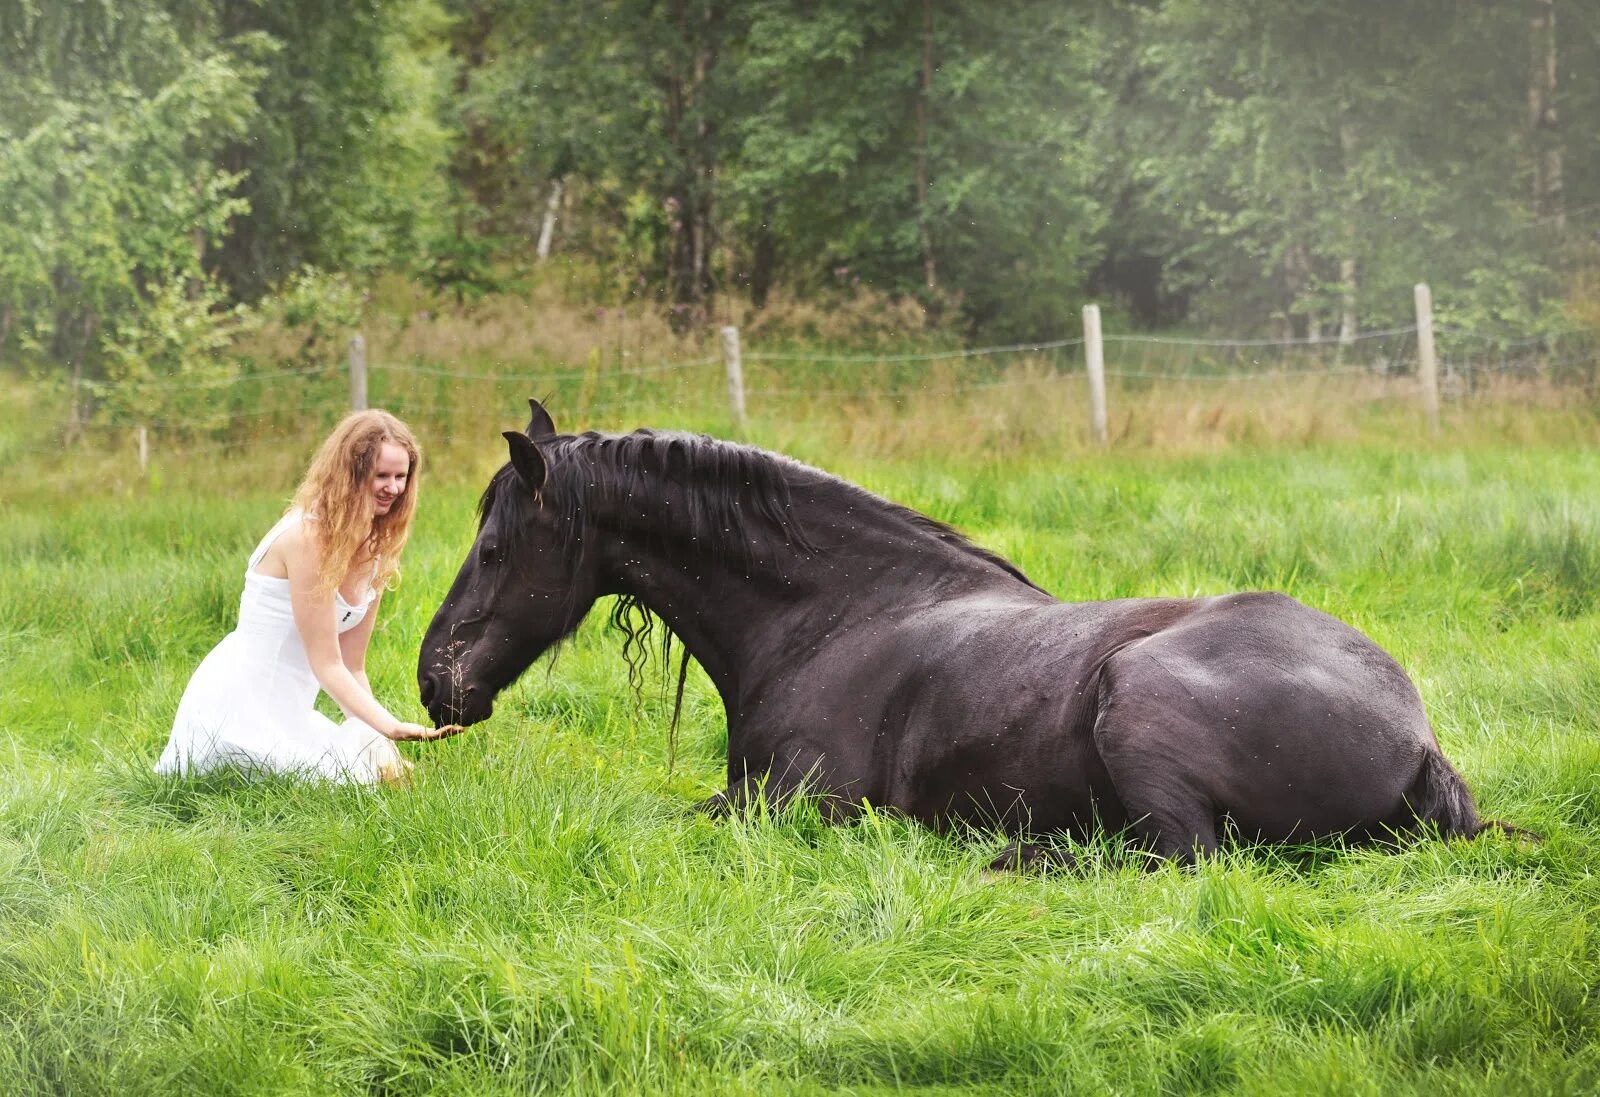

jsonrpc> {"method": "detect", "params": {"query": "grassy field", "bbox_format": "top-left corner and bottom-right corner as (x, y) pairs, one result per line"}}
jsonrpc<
(3, 380), (1600, 1095)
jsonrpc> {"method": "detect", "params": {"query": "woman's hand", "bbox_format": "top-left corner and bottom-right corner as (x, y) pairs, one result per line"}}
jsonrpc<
(389, 721), (467, 742)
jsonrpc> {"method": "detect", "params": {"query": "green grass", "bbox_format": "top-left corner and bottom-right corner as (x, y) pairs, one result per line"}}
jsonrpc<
(3, 396), (1599, 1094)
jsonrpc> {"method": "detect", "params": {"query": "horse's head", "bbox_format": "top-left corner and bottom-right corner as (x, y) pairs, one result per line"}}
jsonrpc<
(418, 399), (599, 727)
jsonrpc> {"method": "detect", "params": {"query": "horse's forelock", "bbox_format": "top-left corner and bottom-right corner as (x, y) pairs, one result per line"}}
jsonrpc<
(474, 469), (504, 530)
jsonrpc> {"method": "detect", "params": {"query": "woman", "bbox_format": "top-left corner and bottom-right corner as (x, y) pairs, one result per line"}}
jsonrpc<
(156, 409), (459, 785)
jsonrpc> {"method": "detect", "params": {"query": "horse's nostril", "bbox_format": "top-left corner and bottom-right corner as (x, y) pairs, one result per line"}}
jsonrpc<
(419, 676), (436, 707)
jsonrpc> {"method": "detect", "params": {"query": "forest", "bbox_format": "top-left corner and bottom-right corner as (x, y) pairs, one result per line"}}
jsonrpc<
(3, 0), (1598, 410)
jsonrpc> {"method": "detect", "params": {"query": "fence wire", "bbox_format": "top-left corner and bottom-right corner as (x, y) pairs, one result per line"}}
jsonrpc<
(36, 318), (1598, 463)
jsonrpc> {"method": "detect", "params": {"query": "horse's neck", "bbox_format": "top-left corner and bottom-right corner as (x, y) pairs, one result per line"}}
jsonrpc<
(602, 533), (816, 710)
(597, 476), (1003, 710)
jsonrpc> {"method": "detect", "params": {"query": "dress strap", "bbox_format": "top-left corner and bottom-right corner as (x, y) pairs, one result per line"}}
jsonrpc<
(247, 509), (305, 572)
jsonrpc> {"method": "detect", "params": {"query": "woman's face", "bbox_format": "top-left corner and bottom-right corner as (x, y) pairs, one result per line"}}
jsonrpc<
(370, 442), (411, 518)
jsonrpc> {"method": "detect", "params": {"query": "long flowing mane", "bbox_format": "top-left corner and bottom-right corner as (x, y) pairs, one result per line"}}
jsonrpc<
(477, 428), (1042, 748)
(479, 428), (1041, 591)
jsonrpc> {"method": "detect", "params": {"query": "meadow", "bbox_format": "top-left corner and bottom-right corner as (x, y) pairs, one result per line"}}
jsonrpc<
(3, 359), (1600, 1095)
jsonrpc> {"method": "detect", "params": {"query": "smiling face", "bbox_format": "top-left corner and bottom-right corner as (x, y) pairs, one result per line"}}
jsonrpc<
(370, 442), (410, 518)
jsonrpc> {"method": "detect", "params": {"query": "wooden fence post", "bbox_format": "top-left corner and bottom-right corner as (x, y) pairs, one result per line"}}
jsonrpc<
(720, 325), (748, 435)
(349, 332), (368, 412)
(1083, 304), (1108, 444)
(1413, 283), (1439, 432)
(137, 426), (148, 472)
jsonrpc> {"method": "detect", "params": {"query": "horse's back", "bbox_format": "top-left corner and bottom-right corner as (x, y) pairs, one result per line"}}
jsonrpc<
(859, 593), (1209, 830)
(758, 586), (1443, 844)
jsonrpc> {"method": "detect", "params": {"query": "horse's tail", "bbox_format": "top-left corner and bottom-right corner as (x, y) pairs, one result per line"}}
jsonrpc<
(1406, 747), (1481, 837)
(1406, 748), (1541, 844)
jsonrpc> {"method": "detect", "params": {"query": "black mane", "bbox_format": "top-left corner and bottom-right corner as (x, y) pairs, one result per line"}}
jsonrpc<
(480, 428), (1039, 590)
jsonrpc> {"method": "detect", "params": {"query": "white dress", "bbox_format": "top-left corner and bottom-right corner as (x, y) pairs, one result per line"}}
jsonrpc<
(155, 510), (404, 784)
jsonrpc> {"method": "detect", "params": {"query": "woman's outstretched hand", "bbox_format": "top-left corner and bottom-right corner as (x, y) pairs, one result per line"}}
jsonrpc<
(390, 721), (467, 742)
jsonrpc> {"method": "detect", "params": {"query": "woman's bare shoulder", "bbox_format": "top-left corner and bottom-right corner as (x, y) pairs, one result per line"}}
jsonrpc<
(277, 511), (312, 543)
(265, 512), (320, 569)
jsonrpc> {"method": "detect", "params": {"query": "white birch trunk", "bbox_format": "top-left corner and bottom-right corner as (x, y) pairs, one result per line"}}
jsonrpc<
(536, 177), (565, 262)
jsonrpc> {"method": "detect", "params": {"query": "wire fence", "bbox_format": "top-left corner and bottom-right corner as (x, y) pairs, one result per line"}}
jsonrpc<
(34, 294), (1600, 467)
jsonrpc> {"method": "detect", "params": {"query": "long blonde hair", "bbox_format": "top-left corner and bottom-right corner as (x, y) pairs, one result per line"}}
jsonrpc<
(290, 409), (421, 600)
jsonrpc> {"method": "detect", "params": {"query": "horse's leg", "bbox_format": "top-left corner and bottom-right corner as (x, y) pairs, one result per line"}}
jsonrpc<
(693, 788), (735, 816)
(1121, 801), (1220, 866)
(1095, 767), (1219, 867)
(987, 840), (1078, 873)
(696, 745), (863, 821)
(1091, 657), (1222, 867)
(693, 775), (801, 816)
(694, 774), (787, 816)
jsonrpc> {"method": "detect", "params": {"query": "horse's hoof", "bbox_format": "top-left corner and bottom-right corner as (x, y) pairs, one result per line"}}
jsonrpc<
(988, 841), (1077, 874)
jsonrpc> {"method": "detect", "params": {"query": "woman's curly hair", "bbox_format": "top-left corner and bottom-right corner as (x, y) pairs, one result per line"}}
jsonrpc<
(290, 409), (420, 601)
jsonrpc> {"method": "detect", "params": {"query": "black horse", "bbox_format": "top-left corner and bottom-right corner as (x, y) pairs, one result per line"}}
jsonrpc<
(419, 400), (1508, 867)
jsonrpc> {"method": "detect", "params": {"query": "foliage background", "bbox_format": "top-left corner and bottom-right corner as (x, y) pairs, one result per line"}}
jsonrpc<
(4, 0), (1599, 421)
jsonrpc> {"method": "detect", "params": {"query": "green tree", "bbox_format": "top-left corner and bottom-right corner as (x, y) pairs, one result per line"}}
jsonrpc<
(726, 1), (1104, 337)
(1099, 0), (1597, 335)
(0, 1), (260, 425)
(209, 0), (452, 300)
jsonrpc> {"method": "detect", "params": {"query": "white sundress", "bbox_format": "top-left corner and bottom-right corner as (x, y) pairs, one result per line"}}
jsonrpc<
(155, 510), (404, 784)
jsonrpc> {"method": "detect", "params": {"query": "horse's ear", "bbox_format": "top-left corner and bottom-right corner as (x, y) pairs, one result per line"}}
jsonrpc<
(502, 430), (547, 492)
(525, 398), (557, 441)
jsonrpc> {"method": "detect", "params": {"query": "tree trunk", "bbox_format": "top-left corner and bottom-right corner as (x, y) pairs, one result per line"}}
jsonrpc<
(1282, 242), (1307, 338)
(1338, 118), (1359, 344)
(68, 357), (84, 444)
(663, 68), (692, 308)
(66, 308), (97, 445)
(692, 21), (713, 306)
(535, 177), (565, 261)
(190, 223), (207, 301)
(663, 1), (693, 310)
(691, 196), (711, 304)
(451, 2), (506, 233)
(1528, 0), (1564, 228)
(749, 211), (777, 309)
(915, 0), (937, 294)
(662, 0), (720, 322)
(1338, 256), (1357, 345)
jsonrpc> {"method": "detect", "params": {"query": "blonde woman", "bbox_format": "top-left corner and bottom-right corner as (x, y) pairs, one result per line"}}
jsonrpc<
(157, 410), (460, 785)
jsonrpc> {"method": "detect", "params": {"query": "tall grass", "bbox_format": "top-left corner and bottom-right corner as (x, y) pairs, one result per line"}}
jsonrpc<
(25, 278), (1600, 506)
(3, 355), (1599, 1094)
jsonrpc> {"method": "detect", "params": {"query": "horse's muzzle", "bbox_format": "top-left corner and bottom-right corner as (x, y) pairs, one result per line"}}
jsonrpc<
(417, 671), (492, 728)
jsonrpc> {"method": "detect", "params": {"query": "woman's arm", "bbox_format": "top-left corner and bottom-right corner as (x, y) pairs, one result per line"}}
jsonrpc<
(338, 588), (382, 697)
(283, 524), (440, 739)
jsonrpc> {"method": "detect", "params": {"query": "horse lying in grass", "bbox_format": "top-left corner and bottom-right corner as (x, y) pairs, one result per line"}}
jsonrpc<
(419, 400), (1515, 868)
